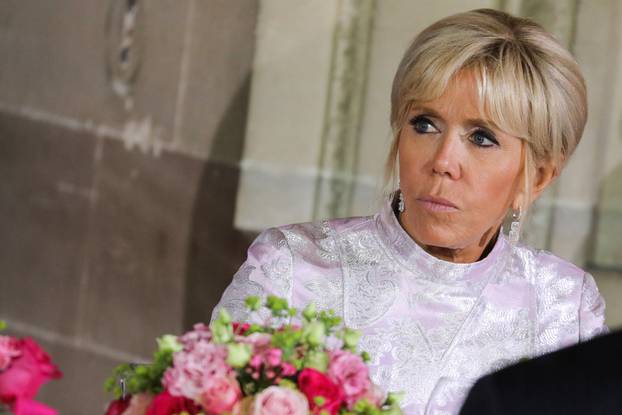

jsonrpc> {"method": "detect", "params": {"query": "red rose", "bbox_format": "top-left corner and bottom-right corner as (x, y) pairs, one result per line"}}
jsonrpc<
(297, 368), (344, 415)
(105, 396), (131, 415)
(0, 337), (62, 404)
(146, 390), (202, 415)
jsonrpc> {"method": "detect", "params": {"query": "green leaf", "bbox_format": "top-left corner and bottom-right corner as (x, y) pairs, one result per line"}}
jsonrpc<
(210, 319), (233, 344)
(384, 391), (405, 406)
(156, 335), (182, 353)
(0, 321), (6, 331)
(227, 343), (252, 368)
(303, 350), (329, 372)
(245, 296), (262, 311)
(302, 303), (317, 321)
(217, 309), (232, 325)
(266, 296), (289, 317)
(278, 378), (297, 389)
(303, 321), (326, 347)
(342, 328), (361, 350)
(314, 396), (326, 406)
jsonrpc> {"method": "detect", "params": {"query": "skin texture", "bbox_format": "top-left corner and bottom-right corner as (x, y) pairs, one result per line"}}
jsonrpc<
(398, 71), (555, 263)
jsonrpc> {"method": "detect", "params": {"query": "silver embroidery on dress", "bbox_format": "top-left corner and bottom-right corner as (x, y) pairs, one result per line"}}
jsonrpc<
(212, 198), (607, 415)
(212, 263), (265, 322)
(304, 278), (343, 316)
(339, 228), (399, 328)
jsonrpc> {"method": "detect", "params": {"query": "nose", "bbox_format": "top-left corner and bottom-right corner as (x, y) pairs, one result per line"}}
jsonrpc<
(431, 131), (462, 179)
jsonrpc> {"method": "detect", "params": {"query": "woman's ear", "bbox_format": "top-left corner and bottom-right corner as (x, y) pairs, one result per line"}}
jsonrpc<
(510, 159), (557, 212)
(531, 160), (558, 201)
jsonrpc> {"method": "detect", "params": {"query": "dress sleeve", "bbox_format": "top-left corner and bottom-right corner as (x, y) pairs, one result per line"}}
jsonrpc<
(579, 272), (608, 341)
(210, 227), (293, 323)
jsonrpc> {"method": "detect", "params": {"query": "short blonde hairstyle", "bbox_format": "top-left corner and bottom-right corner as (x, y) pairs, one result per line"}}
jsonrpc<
(385, 8), (587, 211)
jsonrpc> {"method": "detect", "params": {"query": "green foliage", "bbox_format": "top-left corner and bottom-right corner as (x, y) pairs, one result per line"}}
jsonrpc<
(104, 347), (174, 398)
(156, 335), (182, 354)
(302, 303), (317, 321)
(341, 328), (361, 351)
(303, 321), (326, 347)
(277, 378), (297, 390)
(265, 295), (290, 318)
(245, 296), (261, 311)
(211, 310), (234, 344)
(227, 343), (252, 368)
(384, 392), (404, 407)
(0, 320), (5, 331)
(314, 396), (327, 406)
(270, 325), (303, 361)
(303, 349), (329, 372)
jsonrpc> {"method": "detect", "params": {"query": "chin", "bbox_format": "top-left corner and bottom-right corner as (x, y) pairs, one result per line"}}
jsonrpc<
(411, 220), (472, 250)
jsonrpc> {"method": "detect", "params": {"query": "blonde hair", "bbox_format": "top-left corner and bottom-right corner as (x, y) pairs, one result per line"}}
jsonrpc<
(385, 8), (587, 213)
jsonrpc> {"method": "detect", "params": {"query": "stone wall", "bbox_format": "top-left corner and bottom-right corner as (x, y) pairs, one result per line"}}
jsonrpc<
(0, 1), (258, 412)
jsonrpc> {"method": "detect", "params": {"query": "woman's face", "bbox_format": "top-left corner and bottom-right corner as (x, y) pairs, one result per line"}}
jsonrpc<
(398, 71), (524, 262)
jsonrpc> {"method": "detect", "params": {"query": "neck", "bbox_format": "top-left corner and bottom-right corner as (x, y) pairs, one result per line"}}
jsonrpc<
(396, 211), (500, 263)
(420, 229), (500, 263)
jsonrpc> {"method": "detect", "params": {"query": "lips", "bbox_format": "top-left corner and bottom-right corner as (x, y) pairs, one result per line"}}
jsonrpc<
(416, 196), (459, 212)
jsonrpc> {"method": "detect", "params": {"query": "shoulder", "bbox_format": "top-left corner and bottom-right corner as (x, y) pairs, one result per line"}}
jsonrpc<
(511, 243), (607, 349)
(269, 214), (375, 260)
(511, 242), (586, 290)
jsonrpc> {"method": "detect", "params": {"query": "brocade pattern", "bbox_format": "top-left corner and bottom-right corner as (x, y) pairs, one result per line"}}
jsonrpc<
(212, 199), (607, 414)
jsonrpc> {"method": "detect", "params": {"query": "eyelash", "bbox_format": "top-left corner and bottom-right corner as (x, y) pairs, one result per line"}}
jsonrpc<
(408, 115), (499, 148)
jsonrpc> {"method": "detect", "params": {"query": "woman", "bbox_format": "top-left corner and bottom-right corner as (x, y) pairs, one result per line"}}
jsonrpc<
(212, 8), (607, 415)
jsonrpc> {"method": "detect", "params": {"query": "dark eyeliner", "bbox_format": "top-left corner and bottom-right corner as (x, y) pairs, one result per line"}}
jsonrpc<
(408, 115), (437, 134)
(472, 128), (499, 147)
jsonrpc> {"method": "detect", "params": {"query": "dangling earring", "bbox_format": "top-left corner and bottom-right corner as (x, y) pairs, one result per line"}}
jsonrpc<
(397, 181), (405, 213)
(509, 207), (522, 245)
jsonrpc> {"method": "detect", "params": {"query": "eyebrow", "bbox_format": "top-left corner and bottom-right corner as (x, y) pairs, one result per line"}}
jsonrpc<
(411, 105), (499, 131)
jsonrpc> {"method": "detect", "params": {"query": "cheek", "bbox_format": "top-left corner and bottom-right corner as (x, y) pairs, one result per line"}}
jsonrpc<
(470, 159), (521, 211)
(397, 134), (430, 176)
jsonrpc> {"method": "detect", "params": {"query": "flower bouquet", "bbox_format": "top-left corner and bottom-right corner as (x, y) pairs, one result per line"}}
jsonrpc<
(0, 321), (62, 415)
(105, 296), (403, 415)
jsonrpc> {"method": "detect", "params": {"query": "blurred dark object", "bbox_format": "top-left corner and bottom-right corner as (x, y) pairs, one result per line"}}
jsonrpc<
(460, 329), (622, 415)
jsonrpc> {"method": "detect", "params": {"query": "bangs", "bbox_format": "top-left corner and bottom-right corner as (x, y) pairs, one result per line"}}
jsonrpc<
(401, 45), (538, 145)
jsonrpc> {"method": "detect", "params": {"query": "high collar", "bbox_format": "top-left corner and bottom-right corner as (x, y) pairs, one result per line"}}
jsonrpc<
(374, 195), (509, 284)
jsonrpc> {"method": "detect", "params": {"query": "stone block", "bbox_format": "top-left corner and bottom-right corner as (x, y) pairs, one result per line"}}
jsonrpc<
(175, 0), (258, 160)
(78, 139), (201, 357)
(0, 112), (94, 336)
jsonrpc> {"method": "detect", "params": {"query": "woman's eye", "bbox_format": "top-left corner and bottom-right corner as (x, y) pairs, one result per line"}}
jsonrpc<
(470, 130), (499, 148)
(409, 116), (439, 134)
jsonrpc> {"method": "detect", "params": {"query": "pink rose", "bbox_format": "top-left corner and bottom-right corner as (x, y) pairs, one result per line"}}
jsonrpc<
(11, 398), (59, 415)
(0, 337), (62, 406)
(240, 333), (272, 351)
(252, 386), (308, 415)
(361, 384), (384, 407)
(146, 390), (201, 415)
(264, 348), (282, 367)
(178, 323), (212, 350)
(327, 350), (371, 408)
(163, 341), (230, 399)
(197, 375), (242, 415)
(280, 362), (297, 377)
(0, 335), (21, 371)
